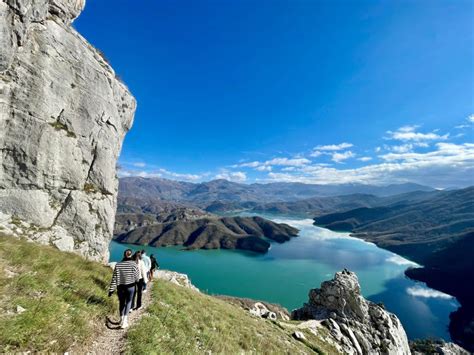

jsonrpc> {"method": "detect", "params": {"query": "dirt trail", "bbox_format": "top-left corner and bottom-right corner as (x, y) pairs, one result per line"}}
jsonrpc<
(81, 285), (153, 355)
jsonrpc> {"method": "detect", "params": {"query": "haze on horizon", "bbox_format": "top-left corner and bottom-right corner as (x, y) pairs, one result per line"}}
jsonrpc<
(75, 0), (474, 188)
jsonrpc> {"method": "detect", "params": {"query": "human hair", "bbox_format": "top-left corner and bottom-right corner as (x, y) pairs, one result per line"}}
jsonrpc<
(132, 251), (142, 262)
(141, 249), (146, 254)
(122, 249), (133, 261)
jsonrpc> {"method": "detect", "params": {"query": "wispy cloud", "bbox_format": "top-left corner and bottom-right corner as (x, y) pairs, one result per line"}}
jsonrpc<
(468, 114), (474, 123)
(407, 286), (453, 299)
(385, 125), (449, 142)
(358, 156), (372, 162)
(132, 162), (147, 168)
(331, 151), (355, 163)
(311, 142), (355, 162)
(118, 166), (206, 182)
(265, 142), (474, 187)
(215, 170), (247, 182)
(313, 142), (353, 151)
(236, 157), (310, 170)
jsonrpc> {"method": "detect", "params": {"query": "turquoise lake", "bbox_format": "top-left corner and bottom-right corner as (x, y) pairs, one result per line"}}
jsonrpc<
(109, 216), (459, 341)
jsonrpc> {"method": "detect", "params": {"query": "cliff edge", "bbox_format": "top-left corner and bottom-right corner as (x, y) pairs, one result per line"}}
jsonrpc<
(0, 0), (136, 261)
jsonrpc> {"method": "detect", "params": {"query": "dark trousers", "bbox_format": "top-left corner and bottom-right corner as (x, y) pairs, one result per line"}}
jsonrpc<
(117, 284), (135, 317)
(132, 278), (145, 309)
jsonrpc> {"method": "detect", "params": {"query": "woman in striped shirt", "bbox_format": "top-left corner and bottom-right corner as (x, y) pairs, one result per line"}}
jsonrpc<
(108, 249), (140, 328)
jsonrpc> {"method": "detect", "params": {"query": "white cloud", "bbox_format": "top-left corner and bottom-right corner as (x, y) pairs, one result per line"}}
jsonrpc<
(406, 286), (453, 299)
(117, 166), (205, 182)
(358, 156), (372, 162)
(236, 157), (310, 170)
(455, 124), (469, 129)
(313, 142), (353, 151)
(157, 168), (204, 182)
(389, 142), (429, 153)
(386, 255), (419, 266)
(332, 151), (355, 163)
(132, 162), (147, 168)
(266, 157), (311, 166)
(265, 143), (474, 187)
(215, 170), (247, 182)
(256, 165), (272, 172)
(311, 143), (355, 161)
(468, 114), (474, 123)
(386, 125), (449, 142)
(309, 150), (323, 158)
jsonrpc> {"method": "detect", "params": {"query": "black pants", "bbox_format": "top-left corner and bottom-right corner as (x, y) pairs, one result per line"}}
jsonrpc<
(117, 284), (135, 317)
(132, 278), (145, 309)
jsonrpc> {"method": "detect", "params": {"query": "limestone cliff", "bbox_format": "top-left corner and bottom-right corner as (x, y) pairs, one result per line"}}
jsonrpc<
(292, 269), (411, 355)
(0, 0), (136, 261)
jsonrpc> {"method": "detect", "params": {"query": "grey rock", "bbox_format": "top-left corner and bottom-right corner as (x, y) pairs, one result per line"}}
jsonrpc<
(154, 270), (199, 292)
(0, 0), (136, 261)
(292, 269), (411, 355)
(293, 331), (306, 341)
(436, 342), (470, 355)
(266, 311), (277, 321)
(249, 302), (270, 318)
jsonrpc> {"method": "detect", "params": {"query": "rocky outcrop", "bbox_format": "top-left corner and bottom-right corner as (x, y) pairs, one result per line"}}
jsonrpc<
(154, 270), (199, 292)
(0, 0), (135, 261)
(292, 269), (410, 355)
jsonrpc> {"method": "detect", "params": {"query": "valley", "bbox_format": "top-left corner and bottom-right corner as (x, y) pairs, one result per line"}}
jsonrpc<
(115, 177), (474, 351)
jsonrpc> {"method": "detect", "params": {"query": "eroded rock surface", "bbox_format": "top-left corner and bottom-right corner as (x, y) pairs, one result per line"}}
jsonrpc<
(292, 269), (411, 355)
(0, 0), (136, 261)
(154, 270), (200, 292)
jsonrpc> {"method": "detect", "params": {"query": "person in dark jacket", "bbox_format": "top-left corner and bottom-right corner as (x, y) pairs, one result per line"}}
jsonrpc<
(149, 254), (159, 281)
(108, 249), (140, 328)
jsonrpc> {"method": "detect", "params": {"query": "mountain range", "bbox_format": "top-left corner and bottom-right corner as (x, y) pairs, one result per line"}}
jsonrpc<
(119, 177), (434, 210)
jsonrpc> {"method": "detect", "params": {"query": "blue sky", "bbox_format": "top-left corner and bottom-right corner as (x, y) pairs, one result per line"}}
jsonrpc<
(75, 0), (474, 187)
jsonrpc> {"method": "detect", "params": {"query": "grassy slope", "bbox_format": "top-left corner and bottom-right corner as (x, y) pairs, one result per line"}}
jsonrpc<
(0, 235), (340, 354)
(0, 235), (117, 352)
(126, 280), (339, 354)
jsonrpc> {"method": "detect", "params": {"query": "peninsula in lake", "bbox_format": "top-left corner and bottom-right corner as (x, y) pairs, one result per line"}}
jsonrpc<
(114, 215), (299, 253)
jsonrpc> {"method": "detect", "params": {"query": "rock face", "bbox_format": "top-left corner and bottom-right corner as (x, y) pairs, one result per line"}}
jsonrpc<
(292, 269), (410, 355)
(0, 0), (136, 261)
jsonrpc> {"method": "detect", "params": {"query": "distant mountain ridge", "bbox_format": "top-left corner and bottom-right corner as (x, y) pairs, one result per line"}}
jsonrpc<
(119, 177), (434, 210)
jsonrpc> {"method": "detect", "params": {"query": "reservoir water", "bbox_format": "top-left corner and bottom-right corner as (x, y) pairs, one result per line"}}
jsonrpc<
(109, 216), (459, 341)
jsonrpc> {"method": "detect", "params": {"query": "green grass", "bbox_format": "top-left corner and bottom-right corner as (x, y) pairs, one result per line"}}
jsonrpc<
(0, 235), (341, 354)
(0, 235), (117, 352)
(126, 280), (340, 354)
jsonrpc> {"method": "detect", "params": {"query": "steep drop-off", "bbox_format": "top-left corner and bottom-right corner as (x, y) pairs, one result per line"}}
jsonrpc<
(0, 0), (135, 261)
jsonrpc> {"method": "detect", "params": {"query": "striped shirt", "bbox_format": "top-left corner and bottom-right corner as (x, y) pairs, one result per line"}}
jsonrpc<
(109, 260), (140, 293)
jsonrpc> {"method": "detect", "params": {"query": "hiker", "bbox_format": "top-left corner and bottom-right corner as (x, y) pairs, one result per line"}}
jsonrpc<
(131, 250), (148, 310)
(141, 249), (152, 284)
(149, 254), (159, 281)
(108, 249), (140, 329)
